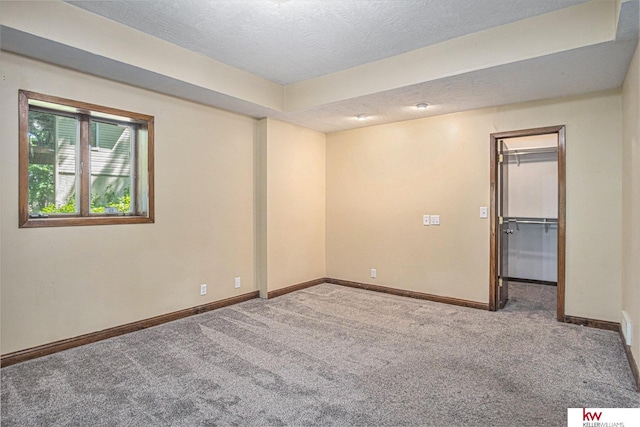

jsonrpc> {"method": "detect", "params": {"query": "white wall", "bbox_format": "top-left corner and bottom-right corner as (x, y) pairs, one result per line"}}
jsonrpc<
(504, 134), (558, 218)
(326, 90), (622, 321)
(507, 223), (558, 282)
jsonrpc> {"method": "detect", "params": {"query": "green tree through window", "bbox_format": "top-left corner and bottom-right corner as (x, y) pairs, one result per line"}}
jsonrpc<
(19, 90), (154, 228)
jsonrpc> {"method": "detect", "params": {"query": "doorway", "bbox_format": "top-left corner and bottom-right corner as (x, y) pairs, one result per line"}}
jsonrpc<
(489, 126), (566, 321)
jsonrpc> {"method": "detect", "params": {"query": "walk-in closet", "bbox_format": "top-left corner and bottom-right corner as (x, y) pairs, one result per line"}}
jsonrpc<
(502, 133), (559, 314)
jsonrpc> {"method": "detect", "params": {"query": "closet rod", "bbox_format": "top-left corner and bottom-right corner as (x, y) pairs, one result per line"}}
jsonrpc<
(503, 146), (557, 165)
(505, 218), (557, 224)
(503, 147), (557, 156)
(505, 217), (557, 233)
(508, 220), (558, 225)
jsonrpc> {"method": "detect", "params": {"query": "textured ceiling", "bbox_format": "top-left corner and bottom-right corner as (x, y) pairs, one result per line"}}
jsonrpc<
(276, 38), (638, 132)
(66, 0), (590, 85)
(2, 0), (638, 133)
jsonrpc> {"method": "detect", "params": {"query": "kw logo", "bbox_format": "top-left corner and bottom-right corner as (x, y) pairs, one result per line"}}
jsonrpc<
(583, 408), (603, 421)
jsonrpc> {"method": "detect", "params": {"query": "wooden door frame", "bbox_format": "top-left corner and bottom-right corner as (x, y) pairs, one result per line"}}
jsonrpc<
(489, 125), (566, 322)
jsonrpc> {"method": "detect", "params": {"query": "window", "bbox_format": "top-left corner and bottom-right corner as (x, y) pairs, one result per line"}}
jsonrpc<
(19, 90), (154, 227)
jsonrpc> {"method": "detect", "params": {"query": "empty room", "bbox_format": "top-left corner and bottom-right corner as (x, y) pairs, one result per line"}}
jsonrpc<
(1, 0), (640, 425)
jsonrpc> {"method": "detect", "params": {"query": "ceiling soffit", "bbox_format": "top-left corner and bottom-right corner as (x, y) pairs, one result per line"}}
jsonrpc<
(64, 0), (590, 85)
(0, 0), (637, 133)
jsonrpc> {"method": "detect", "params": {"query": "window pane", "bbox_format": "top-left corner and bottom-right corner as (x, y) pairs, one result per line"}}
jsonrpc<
(89, 121), (133, 214)
(28, 111), (78, 215)
(20, 90), (154, 227)
(136, 127), (149, 215)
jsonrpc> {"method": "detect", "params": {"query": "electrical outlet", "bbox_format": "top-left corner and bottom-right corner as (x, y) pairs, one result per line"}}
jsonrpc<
(200, 284), (207, 296)
(430, 215), (440, 225)
(371, 268), (377, 278)
(234, 277), (241, 289)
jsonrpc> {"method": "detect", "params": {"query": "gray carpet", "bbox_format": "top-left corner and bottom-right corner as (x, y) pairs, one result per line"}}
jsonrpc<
(1, 283), (638, 426)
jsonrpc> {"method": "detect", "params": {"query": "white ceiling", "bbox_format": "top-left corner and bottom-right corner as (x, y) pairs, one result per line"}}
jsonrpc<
(1, 0), (639, 133)
(66, 0), (591, 85)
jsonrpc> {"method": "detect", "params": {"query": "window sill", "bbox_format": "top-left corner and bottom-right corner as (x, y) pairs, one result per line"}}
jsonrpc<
(20, 215), (154, 228)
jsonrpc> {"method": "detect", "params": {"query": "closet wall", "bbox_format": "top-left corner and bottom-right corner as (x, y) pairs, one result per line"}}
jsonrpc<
(505, 134), (558, 283)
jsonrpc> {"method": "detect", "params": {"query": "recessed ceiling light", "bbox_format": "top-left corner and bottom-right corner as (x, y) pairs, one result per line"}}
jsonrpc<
(416, 103), (429, 110)
(356, 114), (368, 120)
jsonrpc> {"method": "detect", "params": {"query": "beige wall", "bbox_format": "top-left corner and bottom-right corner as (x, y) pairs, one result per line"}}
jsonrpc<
(256, 119), (326, 296)
(622, 38), (640, 371)
(0, 49), (631, 355)
(326, 90), (622, 320)
(1, 55), (327, 354)
(0, 52), (257, 354)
